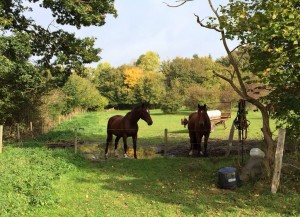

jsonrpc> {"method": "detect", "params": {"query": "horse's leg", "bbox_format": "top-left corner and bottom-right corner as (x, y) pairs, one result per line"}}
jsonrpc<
(105, 132), (113, 159)
(122, 136), (128, 158)
(132, 134), (137, 159)
(188, 132), (195, 156)
(196, 133), (203, 156)
(203, 133), (210, 157)
(114, 136), (121, 157)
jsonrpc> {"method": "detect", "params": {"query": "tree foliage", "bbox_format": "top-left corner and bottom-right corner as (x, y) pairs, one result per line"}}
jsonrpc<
(0, 0), (117, 82)
(218, 0), (300, 146)
(123, 66), (142, 88)
(0, 33), (42, 125)
(0, 0), (116, 127)
(63, 73), (108, 113)
(136, 51), (161, 73)
(170, 0), (300, 175)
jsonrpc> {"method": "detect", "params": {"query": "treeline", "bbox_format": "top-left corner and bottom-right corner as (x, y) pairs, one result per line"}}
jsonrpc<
(0, 48), (240, 139)
(91, 51), (238, 112)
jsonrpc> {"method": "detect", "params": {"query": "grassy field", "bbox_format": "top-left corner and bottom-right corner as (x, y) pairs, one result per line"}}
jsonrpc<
(42, 108), (276, 145)
(41, 109), (276, 159)
(1, 109), (299, 216)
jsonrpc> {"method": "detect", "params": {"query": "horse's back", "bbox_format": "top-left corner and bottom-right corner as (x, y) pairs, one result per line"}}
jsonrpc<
(107, 115), (138, 137)
(107, 115), (123, 132)
(188, 112), (211, 133)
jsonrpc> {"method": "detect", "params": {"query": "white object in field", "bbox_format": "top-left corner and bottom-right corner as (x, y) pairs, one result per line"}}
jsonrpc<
(207, 110), (221, 119)
(250, 148), (265, 158)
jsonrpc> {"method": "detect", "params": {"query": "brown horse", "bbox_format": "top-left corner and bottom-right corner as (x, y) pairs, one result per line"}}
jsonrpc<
(105, 104), (153, 159)
(188, 103), (211, 156)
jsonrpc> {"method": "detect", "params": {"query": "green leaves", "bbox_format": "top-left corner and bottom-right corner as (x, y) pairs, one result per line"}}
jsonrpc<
(63, 73), (108, 112)
(217, 0), (300, 143)
(41, 0), (117, 28)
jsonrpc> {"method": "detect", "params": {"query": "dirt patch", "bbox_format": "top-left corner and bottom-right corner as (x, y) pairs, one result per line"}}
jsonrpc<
(47, 139), (263, 160)
(163, 139), (263, 158)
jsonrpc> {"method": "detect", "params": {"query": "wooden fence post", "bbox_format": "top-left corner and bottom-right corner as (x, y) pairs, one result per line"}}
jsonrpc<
(226, 121), (235, 157)
(271, 128), (286, 194)
(17, 124), (20, 142)
(164, 129), (168, 157)
(74, 128), (78, 154)
(29, 122), (34, 138)
(0, 125), (3, 153)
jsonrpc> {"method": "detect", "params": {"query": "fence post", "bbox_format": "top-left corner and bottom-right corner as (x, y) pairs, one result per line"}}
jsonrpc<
(74, 128), (78, 154)
(271, 128), (286, 194)
(226, 121), (235, 157)
(0, 125), (3, 153)
(17, 124), (20, 142)
(164, 128), (168, 157)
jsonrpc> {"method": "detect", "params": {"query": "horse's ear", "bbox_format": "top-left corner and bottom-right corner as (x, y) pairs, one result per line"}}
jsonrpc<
(141, 103), (145, 108)
(204, 104), (206, 108)
(198, 104), (201, 109)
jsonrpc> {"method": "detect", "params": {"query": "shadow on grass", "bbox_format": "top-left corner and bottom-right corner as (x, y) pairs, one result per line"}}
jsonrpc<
(7, 139), (299, 216)
(72, 157), (299, 216)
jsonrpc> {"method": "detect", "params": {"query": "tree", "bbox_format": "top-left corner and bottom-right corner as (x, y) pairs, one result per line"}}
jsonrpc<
(1, 0), (117, 84)
(136, 51), (160, 73)
(134, 72), (165, 106)
(123, 66), (143, 88)
(0, 33), (42, 125)
(0, 0), (117, 126)
(63, 73), (108, 112)
(167, 0), (300, 177)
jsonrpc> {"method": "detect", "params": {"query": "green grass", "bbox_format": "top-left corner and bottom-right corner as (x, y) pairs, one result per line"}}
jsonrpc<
(1, 149), (298, 217)
(1, 109), (297, 216)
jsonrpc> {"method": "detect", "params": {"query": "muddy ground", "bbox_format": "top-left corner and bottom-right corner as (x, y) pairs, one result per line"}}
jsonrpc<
(48, 139), (263, 160)
(164, 139), (263, 158)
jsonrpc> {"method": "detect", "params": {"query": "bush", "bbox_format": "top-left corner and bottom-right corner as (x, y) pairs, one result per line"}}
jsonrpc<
(160, 90), (183, 114)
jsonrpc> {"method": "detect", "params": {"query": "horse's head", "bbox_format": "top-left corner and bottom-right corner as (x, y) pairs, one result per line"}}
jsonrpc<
(137, 104), (153, 126)
(197, 103), (208, 126)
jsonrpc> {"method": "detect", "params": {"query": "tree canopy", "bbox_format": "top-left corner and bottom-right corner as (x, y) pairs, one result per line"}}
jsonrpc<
(0, 0), (117, 80)
(0, 0), (117, 125)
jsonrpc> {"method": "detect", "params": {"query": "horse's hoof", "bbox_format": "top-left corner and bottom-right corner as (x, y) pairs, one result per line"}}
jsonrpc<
(124, 153), (128, 158)
(188, 150), (193, 156)
(105, 153), (108, 160)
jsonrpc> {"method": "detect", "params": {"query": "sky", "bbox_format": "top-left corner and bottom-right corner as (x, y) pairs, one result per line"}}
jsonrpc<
(26, 0), (236, 67)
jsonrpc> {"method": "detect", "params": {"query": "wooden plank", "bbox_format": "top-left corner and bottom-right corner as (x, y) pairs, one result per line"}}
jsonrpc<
(164, 129), (168, 157)
(74, 128), (78, 154)
(271, 128), (286, 194)
(0, 125), (3, 153)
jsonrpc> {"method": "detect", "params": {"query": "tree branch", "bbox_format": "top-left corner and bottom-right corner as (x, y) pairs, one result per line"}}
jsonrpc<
(163, 0), (193, 7)
(207, 0), (248, 96)
(213, 70), (244, 97)
(194, 14), (222, 32)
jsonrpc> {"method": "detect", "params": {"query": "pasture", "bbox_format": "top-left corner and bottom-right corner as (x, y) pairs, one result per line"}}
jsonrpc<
(0, 109), (299, 216)
(42, 108), (271, 159)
